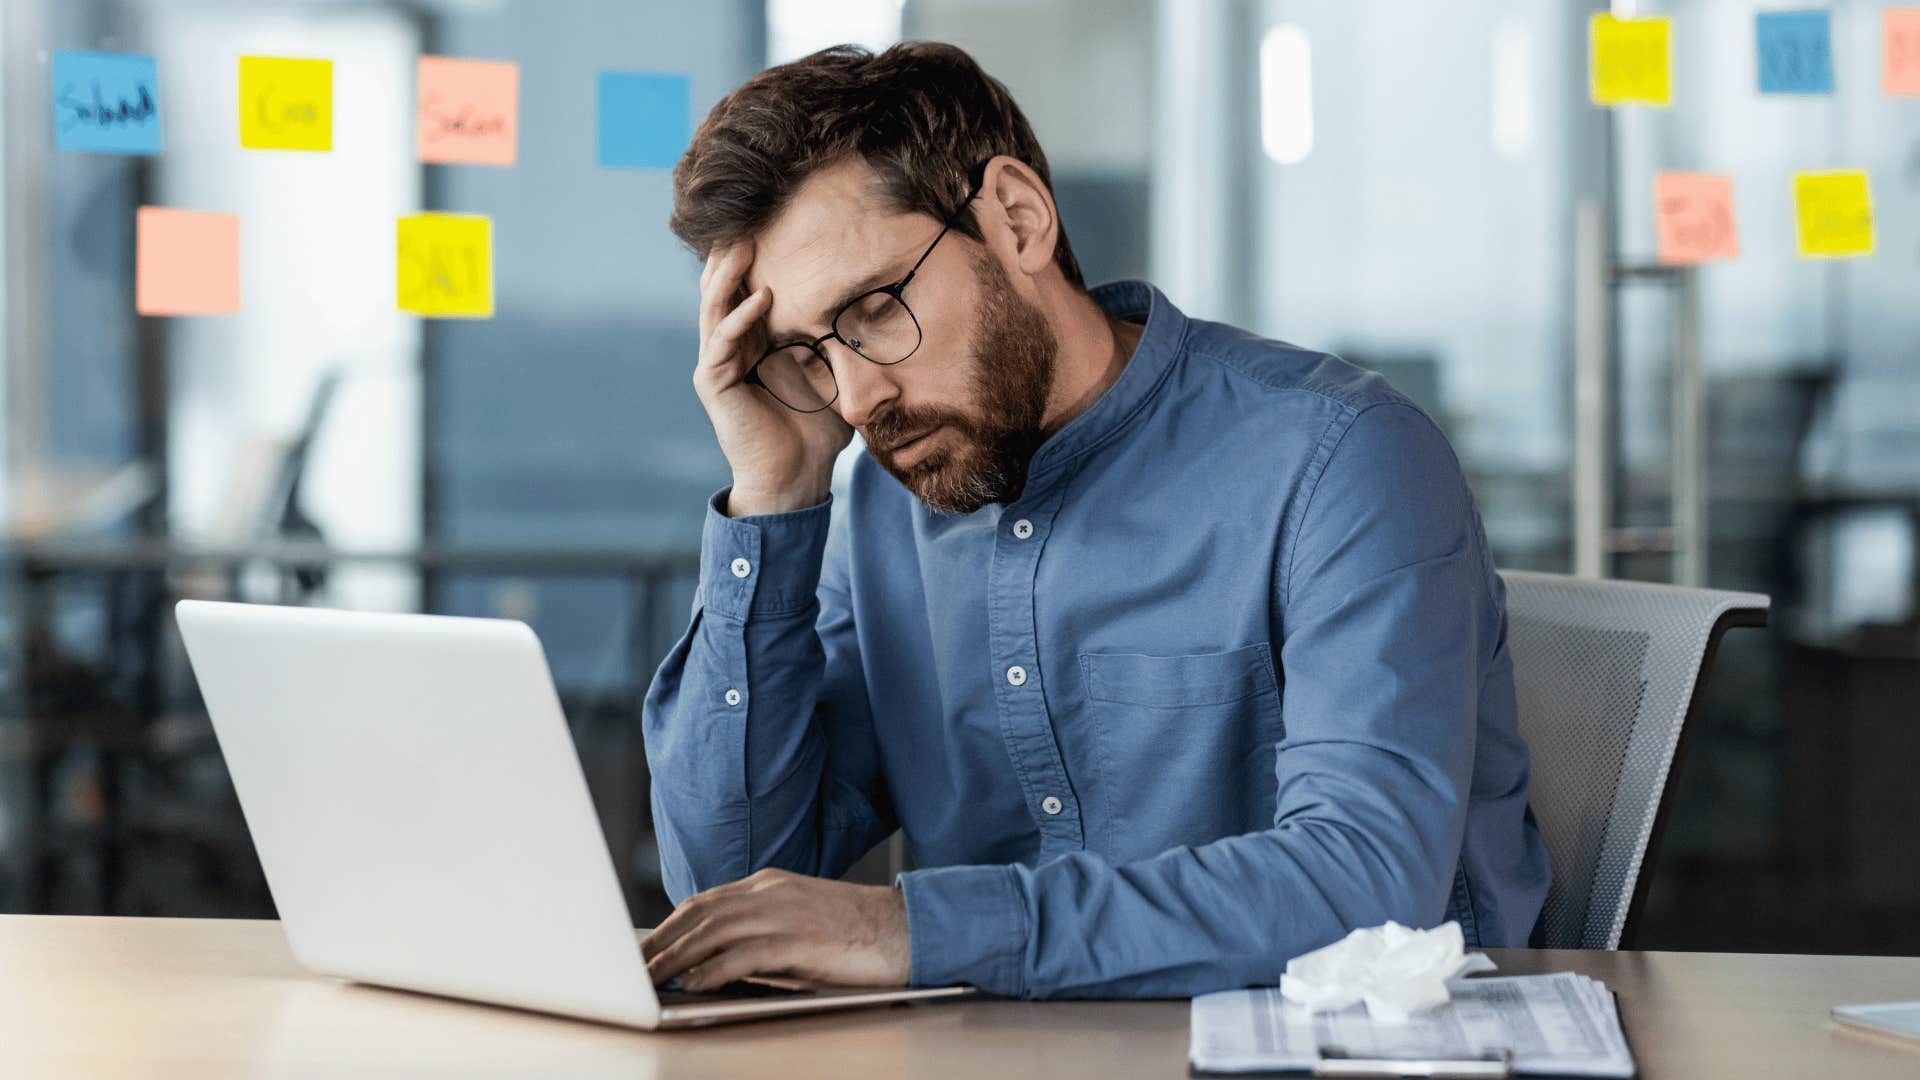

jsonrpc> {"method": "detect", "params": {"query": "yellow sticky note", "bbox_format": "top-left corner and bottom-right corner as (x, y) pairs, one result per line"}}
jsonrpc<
(1590, 14), (1672, 107)
(398, 213), (494, 317)
(1793, 171), (1875, 259)
(239, 55), (332, 151)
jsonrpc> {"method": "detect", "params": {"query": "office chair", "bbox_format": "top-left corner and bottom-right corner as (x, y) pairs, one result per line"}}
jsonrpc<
(1499, 570), (1769, 949)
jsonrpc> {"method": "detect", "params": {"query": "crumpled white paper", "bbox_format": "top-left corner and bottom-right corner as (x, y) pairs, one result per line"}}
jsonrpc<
(1279, 920), (1497, 1022)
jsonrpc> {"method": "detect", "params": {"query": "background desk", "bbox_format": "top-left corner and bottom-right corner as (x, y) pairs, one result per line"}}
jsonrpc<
(4, 916), (1919, 1078)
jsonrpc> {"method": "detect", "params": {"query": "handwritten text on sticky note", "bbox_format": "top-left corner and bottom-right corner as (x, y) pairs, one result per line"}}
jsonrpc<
(137, 207), (240, 316)
(52, 51), (162, 155)
(239, 55), (332, 151)
(597, 70), (690, 169)
(417, 56), (518, 166)
(1887, 8), (1920, 96)
(1654, 173), (1740, 266)
(1757, 11), (1834, 94)
(1591, 14), (1672, 107)
(1793, 171), (1875, 259)
(398, 213), (493, 318)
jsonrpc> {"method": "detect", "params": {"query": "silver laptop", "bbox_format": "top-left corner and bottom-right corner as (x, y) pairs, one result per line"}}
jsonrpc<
(174, 599), (971, 1029)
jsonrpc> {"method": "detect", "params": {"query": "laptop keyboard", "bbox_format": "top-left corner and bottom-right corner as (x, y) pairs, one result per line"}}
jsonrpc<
(656, 978), (808, 1006)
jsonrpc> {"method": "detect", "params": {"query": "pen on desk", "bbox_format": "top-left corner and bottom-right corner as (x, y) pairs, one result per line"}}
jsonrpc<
(1313, 1045), (1513, 1079)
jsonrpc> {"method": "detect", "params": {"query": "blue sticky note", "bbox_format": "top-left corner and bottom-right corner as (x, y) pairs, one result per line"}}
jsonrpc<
(1756, 11), (1834, 94)
(52, 50), (163, 154)
(597, 71), (689, 169)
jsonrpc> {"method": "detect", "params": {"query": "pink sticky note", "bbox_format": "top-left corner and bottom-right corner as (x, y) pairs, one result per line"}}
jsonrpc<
(416, 55), (518, 165)
(1654, 172), (1739, 266)
(1887, 8), (1920, 96)
(136, 206), (239, 315)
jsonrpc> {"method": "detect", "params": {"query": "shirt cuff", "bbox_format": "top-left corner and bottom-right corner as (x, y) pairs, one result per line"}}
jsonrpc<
(896, 863), (1029, 997)
(696, 487), (832, 622)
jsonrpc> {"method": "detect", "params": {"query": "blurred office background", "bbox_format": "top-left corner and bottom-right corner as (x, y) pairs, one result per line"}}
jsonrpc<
(0, 0), (1915, 953)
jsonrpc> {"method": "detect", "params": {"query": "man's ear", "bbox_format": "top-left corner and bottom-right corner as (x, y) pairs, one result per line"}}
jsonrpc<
(976, 155), (1059, 279)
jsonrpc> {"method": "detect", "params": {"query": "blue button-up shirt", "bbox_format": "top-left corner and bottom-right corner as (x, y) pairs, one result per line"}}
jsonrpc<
(643, 281), (1550, 999)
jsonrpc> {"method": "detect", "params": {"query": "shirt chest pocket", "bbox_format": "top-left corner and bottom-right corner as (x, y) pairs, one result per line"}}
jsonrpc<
(1076, 643), (1285, 846)
(1080, 642), (1281, 708)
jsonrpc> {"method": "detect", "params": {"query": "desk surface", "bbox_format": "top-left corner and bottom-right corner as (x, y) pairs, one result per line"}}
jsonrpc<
(4, 916), (1919, 1078)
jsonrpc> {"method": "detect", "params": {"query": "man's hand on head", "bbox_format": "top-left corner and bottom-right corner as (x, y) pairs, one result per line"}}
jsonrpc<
(693, 240), (850, 519)
(640, 868), (911, 992)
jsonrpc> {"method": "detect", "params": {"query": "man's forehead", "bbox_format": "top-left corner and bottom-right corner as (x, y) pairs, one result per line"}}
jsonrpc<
(744, 162), (928, 327)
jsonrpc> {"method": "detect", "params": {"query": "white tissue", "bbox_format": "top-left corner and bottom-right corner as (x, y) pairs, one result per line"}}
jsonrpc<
(1279, 920), (1497, 1022)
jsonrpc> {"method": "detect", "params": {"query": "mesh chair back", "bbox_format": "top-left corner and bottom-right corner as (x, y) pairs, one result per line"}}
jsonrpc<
(1499, 570), (1768, 949)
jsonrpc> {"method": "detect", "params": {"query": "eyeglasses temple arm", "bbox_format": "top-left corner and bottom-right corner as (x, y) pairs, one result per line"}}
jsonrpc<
(898, 222), (954, 291)
(899, 179), (985, 290)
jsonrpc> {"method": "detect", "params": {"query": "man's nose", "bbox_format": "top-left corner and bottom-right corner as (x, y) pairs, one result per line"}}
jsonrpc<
(828, 341), (898, 429)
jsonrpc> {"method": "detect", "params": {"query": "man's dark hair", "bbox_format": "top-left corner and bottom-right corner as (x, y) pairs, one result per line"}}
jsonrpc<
(670, 42), (1085, 290)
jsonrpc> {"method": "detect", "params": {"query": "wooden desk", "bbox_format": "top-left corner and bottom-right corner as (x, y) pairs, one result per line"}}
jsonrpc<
(3, 915), (1918, 1078)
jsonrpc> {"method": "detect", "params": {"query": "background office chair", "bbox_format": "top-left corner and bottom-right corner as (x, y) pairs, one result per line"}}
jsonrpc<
(1500, 570), (1769, 949)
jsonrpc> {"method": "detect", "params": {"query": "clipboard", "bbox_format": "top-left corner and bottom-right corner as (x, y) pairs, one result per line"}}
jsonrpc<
(1191, 1045), (1513, 1078)
(1189, 977), (1633, 1078)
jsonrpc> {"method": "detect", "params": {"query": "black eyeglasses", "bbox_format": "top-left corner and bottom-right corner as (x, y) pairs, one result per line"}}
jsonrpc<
(744, 168), (989, 414)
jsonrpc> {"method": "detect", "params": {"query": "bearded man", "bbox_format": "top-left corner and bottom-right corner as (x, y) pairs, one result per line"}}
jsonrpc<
(640, 41), (1550, 1000)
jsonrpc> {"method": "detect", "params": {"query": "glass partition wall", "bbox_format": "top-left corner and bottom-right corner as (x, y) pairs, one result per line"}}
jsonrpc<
(2, 0), (1914, 954)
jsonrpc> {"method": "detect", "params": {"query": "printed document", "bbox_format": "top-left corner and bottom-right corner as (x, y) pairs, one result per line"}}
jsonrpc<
(1190, 973), (1635, 1077)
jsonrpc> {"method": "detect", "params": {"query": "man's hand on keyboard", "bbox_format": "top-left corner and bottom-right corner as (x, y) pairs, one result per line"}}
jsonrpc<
(641, 868), (911, 992)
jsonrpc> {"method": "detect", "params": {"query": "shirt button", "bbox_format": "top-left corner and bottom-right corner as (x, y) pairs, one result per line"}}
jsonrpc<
(1041, 796), (1063, 815)
(1012, 519), (1034, 540)
(1006, 665), (1028, 686)
(730, 557), (752, 578)
(724, 688), (742, 707)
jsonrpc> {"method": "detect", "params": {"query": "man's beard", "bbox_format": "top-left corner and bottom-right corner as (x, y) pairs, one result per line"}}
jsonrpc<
(860, 252), (1057, 515)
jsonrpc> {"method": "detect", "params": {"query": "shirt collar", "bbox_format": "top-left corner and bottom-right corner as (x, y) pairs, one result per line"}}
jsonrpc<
(1023, 280), (1189, 487)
